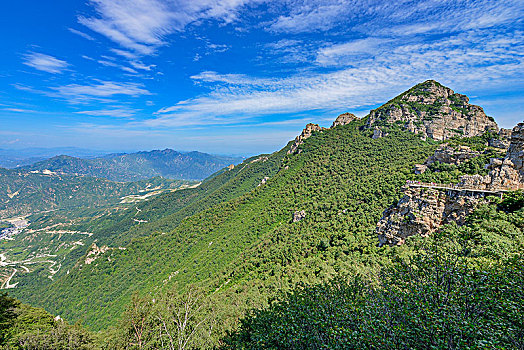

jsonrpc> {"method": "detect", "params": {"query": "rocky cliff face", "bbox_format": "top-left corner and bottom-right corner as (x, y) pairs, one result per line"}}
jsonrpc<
(331, 113), (358, 128)
(429, 145), (480, 165)
(489, 128), (512, 149)
(288, 123), (326, 154)
(413, 144), (483, 174)
(365, 80), (498, 140)
(458, 123), (524, 190)
(507, 123), (524, 172)
(376, 187), (485, 246)
(378, 123), (524, 246)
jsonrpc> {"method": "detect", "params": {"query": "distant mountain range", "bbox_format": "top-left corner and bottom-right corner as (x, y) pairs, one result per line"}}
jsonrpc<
(0, 147), (110, 168)
(20, 149), (243, 181)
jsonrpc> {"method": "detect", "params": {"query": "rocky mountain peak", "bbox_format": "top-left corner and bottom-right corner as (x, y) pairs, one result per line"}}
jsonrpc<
(365, 80), (498, 140)
(288, 123), (326, 154)
(331, 112), (359, 128)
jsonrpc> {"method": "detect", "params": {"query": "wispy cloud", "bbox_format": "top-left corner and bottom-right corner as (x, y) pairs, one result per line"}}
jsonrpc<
(23, 52), (69, 73)
(2, 108), (37, 113)
(75, 108), (137, 118)
(68, 28), (96, 41)
(129, 61), (155, 71)
(267, 0), (523, 35)
(110, 48), (139, 60)
(97, 58), (139, 74)
(79, 0), (257, 56)
(316, 38), (391, 66)
(0, 138), (20, 145)
(264, 39), (314, 64)
(268, 2), (350, 33)
(52, 80), (151, 103)
(13, 78), (150, 105)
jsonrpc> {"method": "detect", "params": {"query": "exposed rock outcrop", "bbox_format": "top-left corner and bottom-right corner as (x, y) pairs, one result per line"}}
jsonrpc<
(331, 113), (358, 128)
(292, 210), (306, 222)
(458, 123), (524, 190)
(258, 176), (270, 187)
(365, 80), (498, 140)
(377, 123), (524, 246)
(507, 123), (524, 172)
(489, 128), (512, 149)
(84, 243), (110, 265)
(288, 123), (326, 154)
(376, 187), (485, 246)
(82, 243), (126, 265)
(372, 127), (387, 139)
(414, 164), (428, 175)
(413, 144), (482, 174)
(251, 156), (268, 163)
(426, 144), (480, 166)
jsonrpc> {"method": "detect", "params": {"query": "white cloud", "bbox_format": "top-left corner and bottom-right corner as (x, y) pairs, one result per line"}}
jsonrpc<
(97, 58), (138, 73)
(121, 66), (139, 74)
(130, 61), (155, 71)
(189, 71), (277, 87)
(316, 38), (390, 66)
(2, 108), (37, 113)
(110, 48), (139, 60)
(0, 138), (20, 145)
(53, 80), (151, 103)
(268, 2), (350, 33)
(79, 0), (258, 55)
(68, 28), (96, 41)
(23, 52), (69, 74)
(98, 59), (118, 67)
(264, 39), (314, 64)
(75, 108), (137, 118)
(207, 43), (229, 53)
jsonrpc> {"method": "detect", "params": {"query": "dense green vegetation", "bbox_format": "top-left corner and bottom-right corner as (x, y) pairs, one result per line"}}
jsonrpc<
(62, 150), (287, 247)
(23, 149), (242, 181)
(3, 190), (522, 349)
(224, 193), (524, 349)
(0, 293), (96, 349)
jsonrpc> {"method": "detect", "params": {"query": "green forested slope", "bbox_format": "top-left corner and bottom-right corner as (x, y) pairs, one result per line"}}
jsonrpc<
(0, 292), (97, 349)
(12, 119), (438, 332)
(63, 150), (287, 247)
(225, 195), (524, 349)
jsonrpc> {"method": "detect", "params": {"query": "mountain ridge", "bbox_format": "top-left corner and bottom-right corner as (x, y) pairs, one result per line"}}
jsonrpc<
(21, 149), (242, 181)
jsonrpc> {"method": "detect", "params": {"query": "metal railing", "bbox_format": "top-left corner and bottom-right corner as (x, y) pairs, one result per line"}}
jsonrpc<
(404, 180), (519, 194)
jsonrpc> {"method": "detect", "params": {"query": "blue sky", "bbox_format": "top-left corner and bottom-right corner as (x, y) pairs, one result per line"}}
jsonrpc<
(1, 0), (523, 155)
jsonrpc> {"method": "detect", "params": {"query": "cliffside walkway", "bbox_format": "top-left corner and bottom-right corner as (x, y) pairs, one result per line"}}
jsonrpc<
(406, 181), (510, 196)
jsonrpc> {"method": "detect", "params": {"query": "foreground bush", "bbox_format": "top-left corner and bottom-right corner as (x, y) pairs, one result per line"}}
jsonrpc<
(223, 242), (524, 349)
